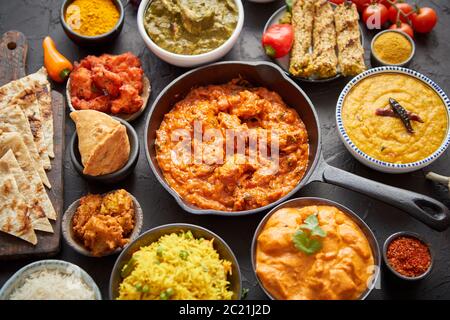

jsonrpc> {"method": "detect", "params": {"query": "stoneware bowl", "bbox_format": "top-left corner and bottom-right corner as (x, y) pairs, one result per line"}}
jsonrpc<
(136, 0), (244, 67)
(62, 192), (143, 257)
(336, 67), (450, 173)
(0, 260), (102, 300)
(109, 223), (242, 300)
(383, 231), (433, 281)
(60, 0), (125, 45)
(371, 30), (415, 68)
(70, 116), (139, 184)
(251, 197), (381, 300)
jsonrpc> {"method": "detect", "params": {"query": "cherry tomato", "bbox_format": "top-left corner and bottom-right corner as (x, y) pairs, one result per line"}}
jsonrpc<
(410, 7), (438, 33)
(352, 0), (371, 12)
(363, 3), (389, 29)
(389, 22), (414, 39)
(328, 0), (345, 4)
(388, 3), (414, 23)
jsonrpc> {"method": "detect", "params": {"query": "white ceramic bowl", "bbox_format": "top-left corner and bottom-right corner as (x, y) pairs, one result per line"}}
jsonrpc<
(336, 67), (450, 173)
(0, 260), (102, 300)
(137, 0), (244, 67)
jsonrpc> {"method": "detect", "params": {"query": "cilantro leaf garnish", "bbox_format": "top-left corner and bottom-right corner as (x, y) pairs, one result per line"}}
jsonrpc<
(286, 0), (293, 13)
(292, 214), (327, 255)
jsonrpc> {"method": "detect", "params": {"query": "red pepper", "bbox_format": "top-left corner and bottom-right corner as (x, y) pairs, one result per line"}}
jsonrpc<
(262, 24), (294, 59)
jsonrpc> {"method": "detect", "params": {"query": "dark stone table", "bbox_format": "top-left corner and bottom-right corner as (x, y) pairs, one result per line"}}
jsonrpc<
(1, 0), (450, 300)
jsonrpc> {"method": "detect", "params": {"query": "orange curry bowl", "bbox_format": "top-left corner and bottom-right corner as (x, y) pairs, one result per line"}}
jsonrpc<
(251, 197), (381, 300)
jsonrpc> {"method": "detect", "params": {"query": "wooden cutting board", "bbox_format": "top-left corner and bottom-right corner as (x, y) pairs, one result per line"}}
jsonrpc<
(0, 31), (64, 260)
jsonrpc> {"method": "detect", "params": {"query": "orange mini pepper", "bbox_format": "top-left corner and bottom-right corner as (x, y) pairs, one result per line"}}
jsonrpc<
(42, 36), (73, 82)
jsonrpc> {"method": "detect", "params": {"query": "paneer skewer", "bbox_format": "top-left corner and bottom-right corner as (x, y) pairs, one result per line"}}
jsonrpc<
(334, 2), (366, 77)
(289, 0), (315, 78)
(311, 0), (338, 78)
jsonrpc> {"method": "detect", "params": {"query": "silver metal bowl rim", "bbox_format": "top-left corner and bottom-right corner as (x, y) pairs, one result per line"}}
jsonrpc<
(370, 29), (416, 67)
(61, 192), (144, 257)
(109, 223), (243, 300)
(250, 197), (381, 300)
(263, 5), (365, 83)
(144, 60), (321, 216)
(0, 259), (102, 300)
(382, 231), (434, 281)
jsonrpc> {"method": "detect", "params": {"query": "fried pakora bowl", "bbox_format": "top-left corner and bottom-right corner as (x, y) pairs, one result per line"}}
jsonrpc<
(251, 197), (380, 300)
(145, 61), (321, 216)
(62, 190), (143, 257)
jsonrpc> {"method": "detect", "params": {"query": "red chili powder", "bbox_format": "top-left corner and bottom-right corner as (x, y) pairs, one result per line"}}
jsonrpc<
(387, 236), (431, 277)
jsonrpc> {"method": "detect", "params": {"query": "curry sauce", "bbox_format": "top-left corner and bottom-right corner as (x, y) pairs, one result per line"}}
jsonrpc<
(155, 80), (309, 211)
(256, 206), (374, 300)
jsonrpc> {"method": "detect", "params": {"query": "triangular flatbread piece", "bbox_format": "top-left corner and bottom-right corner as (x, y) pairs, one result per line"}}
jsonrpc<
(0, 172), (37, 245)
(0, 67), (52, 171)
(0, 105), (50, 188)
(0, 150), (53, 233)
(70, 110), (130, 176)
(0, 133), (56, 220)
(36, 83), (54, 159)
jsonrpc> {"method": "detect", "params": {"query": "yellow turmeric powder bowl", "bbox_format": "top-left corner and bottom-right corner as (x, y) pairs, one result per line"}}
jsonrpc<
(371, 30), (415, 67)
(61, 0), (124, 45)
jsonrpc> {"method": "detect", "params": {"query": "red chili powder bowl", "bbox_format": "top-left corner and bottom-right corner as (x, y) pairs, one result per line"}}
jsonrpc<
(384, 233), (432, 279)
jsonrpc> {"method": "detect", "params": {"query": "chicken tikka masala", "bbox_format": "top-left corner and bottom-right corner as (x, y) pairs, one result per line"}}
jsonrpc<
(155, 79), (309, 211)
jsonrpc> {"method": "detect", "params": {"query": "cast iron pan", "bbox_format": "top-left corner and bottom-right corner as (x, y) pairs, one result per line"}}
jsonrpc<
(144, 61), (450, 231)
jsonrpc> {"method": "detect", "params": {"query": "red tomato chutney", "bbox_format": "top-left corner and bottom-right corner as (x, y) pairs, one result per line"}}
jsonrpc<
(155, 79), (309, 211)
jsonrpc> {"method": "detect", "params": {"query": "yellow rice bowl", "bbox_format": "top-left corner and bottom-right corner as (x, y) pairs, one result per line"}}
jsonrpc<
(117, 231), (234, 300)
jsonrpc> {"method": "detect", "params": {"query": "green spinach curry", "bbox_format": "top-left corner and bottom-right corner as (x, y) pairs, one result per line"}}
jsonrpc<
(144, 0), (238, 55)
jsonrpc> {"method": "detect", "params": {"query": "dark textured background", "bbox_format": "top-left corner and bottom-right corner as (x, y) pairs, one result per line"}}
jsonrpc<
(1, 0), (450, 299)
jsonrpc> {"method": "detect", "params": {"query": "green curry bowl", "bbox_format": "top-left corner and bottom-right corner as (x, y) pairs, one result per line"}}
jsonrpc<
(137, 0), (244, 67)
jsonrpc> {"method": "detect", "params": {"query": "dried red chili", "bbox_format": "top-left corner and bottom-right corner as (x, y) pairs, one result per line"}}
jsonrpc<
(387, 236), (431, 277)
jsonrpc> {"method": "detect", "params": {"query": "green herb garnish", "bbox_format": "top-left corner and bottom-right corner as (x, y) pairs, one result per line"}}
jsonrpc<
(286, 0), (293, 13)
(292, 214), (326, 255)
(241, 288), (249, 300)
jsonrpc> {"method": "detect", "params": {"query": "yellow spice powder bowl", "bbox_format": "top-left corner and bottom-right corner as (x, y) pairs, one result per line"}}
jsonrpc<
(60, 0), (124, 46)
(371, 30), (415, 68)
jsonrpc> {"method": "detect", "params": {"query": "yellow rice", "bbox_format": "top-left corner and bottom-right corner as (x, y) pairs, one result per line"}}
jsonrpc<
(117, 231), (234, 300)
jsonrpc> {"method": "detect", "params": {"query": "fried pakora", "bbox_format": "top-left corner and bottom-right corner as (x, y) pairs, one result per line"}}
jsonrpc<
(69, 52), (144, 115)
(72, 189), (135, 256)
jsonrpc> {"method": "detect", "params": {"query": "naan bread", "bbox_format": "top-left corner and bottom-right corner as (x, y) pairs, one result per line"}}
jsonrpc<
(0, 133), (56, 220)
(36, 83), (54, 159)
(70, 110), (130, 176)
(0, 67), (52, 169)
(0, 172), (37, 245)
(9, 93), (51, 170)
(0, 105), (50, 188)
(0, 150), (53, 233)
